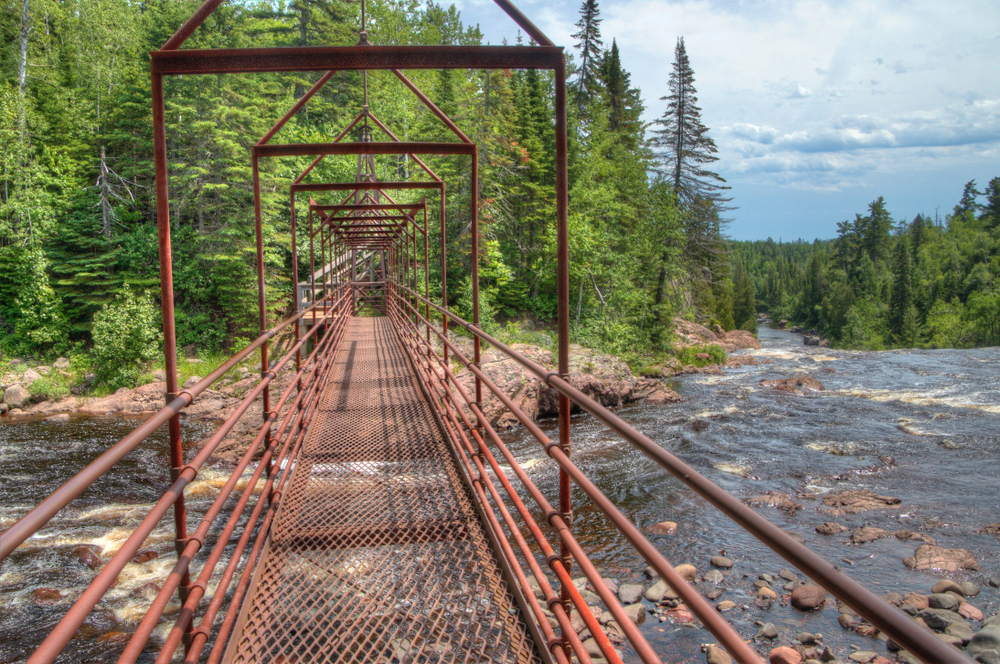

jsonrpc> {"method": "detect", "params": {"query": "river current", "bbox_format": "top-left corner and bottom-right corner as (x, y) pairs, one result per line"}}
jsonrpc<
(2, 326), (998, 663)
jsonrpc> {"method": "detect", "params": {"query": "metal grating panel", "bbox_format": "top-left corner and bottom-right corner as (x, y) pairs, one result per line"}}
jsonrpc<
(228, 317), (541, 664)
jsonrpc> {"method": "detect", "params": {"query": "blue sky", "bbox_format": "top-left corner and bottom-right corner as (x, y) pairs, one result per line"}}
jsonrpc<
(450, 0), (1000, 241)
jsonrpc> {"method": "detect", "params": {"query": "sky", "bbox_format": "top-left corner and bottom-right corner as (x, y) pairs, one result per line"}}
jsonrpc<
(449, 0), (1000, 241)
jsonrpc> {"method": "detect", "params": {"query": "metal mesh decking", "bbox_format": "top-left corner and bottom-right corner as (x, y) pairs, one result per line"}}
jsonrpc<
(227, 317), (542, 664)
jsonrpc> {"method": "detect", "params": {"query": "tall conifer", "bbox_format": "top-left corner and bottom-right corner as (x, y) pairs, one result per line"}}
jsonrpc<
(571, 0), (603, 109)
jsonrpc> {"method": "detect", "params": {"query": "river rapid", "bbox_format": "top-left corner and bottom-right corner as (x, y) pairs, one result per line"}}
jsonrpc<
(2, 326), (998, 663)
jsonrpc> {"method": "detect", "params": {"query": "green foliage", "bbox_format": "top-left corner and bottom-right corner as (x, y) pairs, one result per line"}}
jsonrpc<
(676, 344), (725, 366)
(731, 178), (1000, 350)
(91, 285), (162, 389)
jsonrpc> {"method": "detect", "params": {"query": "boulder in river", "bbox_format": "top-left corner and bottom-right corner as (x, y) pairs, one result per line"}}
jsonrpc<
(815, 522), (849, 536)
(649, 521), (677, 535)
(903, 545), (979, 572)
(769, 646), (802, 664)
(790, 585), (826, 611)
(72, 546), (102, 569)
(744, 491), (803, 513)
(851, 527), (894, 544)
(617, 583), (643, 605)
(820, 489), (901, 515)
(759, 374), (824, 394)
(2, 384), (29, 409)
(33, 587), (64, 604)
(978, 523), (1000, 539)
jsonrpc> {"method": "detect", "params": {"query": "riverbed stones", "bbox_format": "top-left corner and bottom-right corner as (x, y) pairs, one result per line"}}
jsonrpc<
(902, 592), (930, 610)
(917, 608), (968, 631)
(645, 579), (678, 602)
(716, 600), (737, 611)
(73, 546), (102, 569)
(838, 614), (856, 629)
(904, 545), (979, 572)
(821, 489), (901, 516)
(779, 569), (798, 581)
(710, 556), (733, 569)
(131, 550), (159, 564)
(851, 527), (894, 544)
(649, 521), (677, 534)
(617, 583), (644, 605)
(706, 644), (732, 664)
(756, 623), (779, 640)
(961, 604), (986, 621)
(975, 650), (1000, 664)
(932, 579), (966, 596)
(894, 529), (936, 545)
(758, 587), (778, 600)
(621, 603), (645, 626)
(961, 582), (981, 597)
(33, 587), (64, 604)
(928, 593), (962, 611)
(45, 413), (69, 422)
(769, 646), (803, 664)
(675, 564), (697, 582)
(744, 492), (803, 512)
(703, 569), (724, 585)
(3, 384), (28, 409)
(791, 585), (826, 611)
(945, 622), (975, 644)
(816, 522), (849, 536)
(848, 652), (877, 663)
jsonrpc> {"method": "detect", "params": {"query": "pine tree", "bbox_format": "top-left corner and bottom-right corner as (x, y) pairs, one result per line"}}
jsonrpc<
(732, 262), (757, 332)
(571, 0), (603, 109)
(982, 177), (1000, 229)
(860, 197), (893, 276)
(650, 37), (729, 207)
(889, 236), (914, 344)
(598, 39), (644, 143)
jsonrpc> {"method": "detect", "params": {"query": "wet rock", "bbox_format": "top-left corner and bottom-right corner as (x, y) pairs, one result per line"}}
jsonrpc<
(716, 600), (737, 611)
(756, 623), (779, 640)
(848, 653), (877, 663)
(917, 608), (968, 631)
(758, 587), (778, 601)
(881, 592), (902, 606)
(590, 577), (619, 596)
(703, 569), (724, 585)
(961, 582), (981, 597)
(946, 622), (975, 645)
(791, 585), (826, 611)
(96, 631), (131, 645)
(706, 644), (733, 664)
(819, 646), (837, 662)
(671, 564), (695, 582)
(894, 530), (936, 545)
(649, 521), (677, 535)
(760, 374), (825, 394)
(769, 646), (803, 664)
(816, 522), (849, 536)
(45, 413), (69, 423)
(928, 593), (962, 611)
(33, 587), (64, 604)
(903, 545), (979, 572)
(991, 578), (1000, 588)
(851, 527), (894, 544)
(931, 579), (965, 596)
(978, 523), (1000, 538)
(617, 583), (644, 605)
(783, 530), (807, 544)
(855, 623), (880, 638)
(0, 402), (7, 415)
(689, 418), (710, 432)
(72, 546), (102, 569)
(744, 491), (803, 513)
(581, 638), (602, 658)
(604, 620), (626, 645)
(621, 603), (645, 626)
(779, 569), (798, 581)
(725, 355), (760, 368)
(711, 556), (733, 569)
(837, 614), (856, 630)
(936, 632), (964, 647)
(975, 650), (1000, 664)
(643, 565), (659, 578)
(804, 336), (821, 346)
(960, 603), (986, 621)
(131, 582), (162, 601)
(797, 632), (818, 645)
(821, 490), (901, 516)
(646, 390), (681, 404)
(131, 550), (159, 564)
(644, 579), (678, 603)
(902, 593), (929, 610)
(706, 589), (724, 600)
(3, 384), (29, 409)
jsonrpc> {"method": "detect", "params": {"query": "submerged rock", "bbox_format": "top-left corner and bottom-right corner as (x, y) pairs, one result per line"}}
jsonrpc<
(744, 491), (803, 513)
(760, 374), (825, 394)
(791, 585), (826, 611)
(820, 489), (901, 516)
(904, 545), (979, 572)
(851, 527), (894, 544)
(816, 522), (849, 536)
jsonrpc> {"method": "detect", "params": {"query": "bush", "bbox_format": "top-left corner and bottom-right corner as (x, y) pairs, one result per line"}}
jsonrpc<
(92, 285), (163, 390)
(676, 344), (726, 366)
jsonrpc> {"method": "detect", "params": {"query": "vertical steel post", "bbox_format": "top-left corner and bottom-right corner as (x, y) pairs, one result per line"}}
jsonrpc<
(471, 148), (482, 424)
(290, 191), (302, 426)
(251, 157), (271, 451)
(424, 206), (430, 345)
(351, 247), (358, 313)
(555, 54), (573, 624)
(152, 71), (193, 650)
(440, 186), (448, 363)
(308, 208), (316, 328)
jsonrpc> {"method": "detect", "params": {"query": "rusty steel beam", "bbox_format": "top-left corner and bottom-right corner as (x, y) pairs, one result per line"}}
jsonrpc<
(151, 45), (564, 76)
(253, 141), (475, 158)
(291, 181), (443, 192)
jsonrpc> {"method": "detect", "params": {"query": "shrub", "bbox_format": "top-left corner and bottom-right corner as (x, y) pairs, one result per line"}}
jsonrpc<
(676, 344), (726, 367)
(92, 285), (163, 390)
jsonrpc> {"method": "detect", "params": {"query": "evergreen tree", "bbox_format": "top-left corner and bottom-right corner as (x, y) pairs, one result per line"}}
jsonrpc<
(982, 177), (1000, 229)
(889, 236), (914, 344)
(954, 180), (982, 216)
(571, 0), (603, 110)
(732, 261), (756, 332)
(859, 197), (893, 276)
(650, 37), (729, 207)
(598, 39), (644, 144)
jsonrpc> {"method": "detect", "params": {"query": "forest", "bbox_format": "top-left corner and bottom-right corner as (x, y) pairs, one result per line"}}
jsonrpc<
(730, 178), (1000, 350)
(0, 0), (742, 383)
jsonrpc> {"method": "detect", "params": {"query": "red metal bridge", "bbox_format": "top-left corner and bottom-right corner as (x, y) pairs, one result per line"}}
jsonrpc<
(0, 2), (971, 663)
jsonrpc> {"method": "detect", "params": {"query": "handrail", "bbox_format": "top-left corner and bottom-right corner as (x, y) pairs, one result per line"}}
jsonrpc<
(0, 299), (330, 562)
(393, 283), (974, 664)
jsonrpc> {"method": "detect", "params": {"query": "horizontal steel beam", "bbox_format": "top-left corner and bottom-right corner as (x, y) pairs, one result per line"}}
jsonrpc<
(255, 142), (474, 158)
(292, 182), (443, 192)
(151, 45), (563, 76)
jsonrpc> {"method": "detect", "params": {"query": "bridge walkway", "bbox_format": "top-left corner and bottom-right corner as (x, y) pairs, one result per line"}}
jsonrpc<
(225, 317), (543, 664)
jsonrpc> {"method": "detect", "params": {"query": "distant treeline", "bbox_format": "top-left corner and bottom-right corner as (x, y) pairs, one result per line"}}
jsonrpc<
(730, 178), (1000, 349)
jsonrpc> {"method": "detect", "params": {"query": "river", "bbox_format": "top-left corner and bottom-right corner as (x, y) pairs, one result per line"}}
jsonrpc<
(2, 326), (998, 663)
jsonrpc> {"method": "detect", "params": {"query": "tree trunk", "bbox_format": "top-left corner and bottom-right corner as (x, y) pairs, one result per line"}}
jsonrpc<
(18, 0), (30, 96)
(100, 147), (112, 238)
